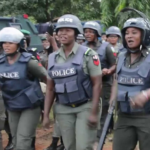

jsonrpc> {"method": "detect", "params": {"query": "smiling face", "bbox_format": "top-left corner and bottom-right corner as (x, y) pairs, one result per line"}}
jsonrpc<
(2, 42), (18, 54)
(42, 39), (50, 49)
(57, 28), (75, 45)
(125, 27), (142, 50)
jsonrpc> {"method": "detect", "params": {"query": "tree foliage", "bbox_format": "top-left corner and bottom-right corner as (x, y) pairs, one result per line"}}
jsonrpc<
(0, 0), (101, 23)
(100, 0), (150, 28)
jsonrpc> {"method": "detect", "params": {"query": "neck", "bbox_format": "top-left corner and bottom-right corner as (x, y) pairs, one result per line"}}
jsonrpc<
(111, 43), (117, 47)
(63, 41), (75, 53)
(87, 38), (98, 48)
(7, 53), (20, 62)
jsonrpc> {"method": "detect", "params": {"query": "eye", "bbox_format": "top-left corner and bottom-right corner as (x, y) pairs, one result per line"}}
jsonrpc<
(132, 31), (137, 34)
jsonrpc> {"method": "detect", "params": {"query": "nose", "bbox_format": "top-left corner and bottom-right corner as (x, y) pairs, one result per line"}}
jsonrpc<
(60, 30), (67, 35)
(126, 33), (132, 39)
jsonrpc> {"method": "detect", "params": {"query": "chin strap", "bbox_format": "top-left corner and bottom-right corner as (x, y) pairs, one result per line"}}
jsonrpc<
(127, 45), (142, 54)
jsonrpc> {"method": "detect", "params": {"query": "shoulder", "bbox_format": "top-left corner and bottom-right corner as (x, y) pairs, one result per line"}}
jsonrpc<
(82, 46), (98, 57)
(21, 52), (32, 57)
(0, 53), (5, 63)
(106, 44), (113, 52)
(0, 53), (5, 59)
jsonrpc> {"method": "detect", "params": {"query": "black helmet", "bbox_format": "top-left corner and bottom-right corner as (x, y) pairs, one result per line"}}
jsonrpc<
(56, 14), (83, 34)
(106, 26), (121, 37)
(122, 17), (149, 48)
(83, 21), (101, 37)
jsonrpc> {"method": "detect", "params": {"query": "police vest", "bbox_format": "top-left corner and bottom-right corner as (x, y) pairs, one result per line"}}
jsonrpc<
(97, 42), (112, 83)
(0, 52), (44, 110)
(117, 52), (150, 113)
(48, 45), (93, 105)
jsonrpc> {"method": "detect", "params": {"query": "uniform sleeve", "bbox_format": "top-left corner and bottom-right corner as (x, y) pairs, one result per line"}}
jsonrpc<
(27, 58), (48, 79)
(86, 50), (102, 76)
(105, 45), (116, 66)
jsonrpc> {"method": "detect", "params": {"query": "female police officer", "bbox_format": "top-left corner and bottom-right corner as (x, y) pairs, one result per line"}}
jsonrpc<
(83, 21), (116, 137)
(0, 27), (47, 150)
(43, 14), (102, 150)
(110, 18), (150, 150)
(106, 26), (124, 56)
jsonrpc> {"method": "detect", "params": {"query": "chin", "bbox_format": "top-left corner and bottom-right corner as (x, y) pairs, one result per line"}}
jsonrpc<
(86, 40), (92, 42)
(61, 41), (70, 45)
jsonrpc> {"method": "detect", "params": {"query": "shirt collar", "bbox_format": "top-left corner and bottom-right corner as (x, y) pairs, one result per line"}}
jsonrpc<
(58, 42), (79, 57)
(86, 41), (101, 51)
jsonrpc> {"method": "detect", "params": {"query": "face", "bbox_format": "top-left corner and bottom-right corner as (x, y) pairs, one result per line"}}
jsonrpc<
(2, 42), (18, 54)
(42, 39), (50, 49)
(84, 28), (97, 42)
(57, 28), (75, 45)
(107, 34), (119, 45)
(125, 27), (142, 49)
(101, 34), (107, 41)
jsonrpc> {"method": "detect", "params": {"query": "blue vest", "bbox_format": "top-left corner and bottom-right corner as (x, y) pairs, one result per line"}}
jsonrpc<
(117, 52), (150, 113)
(48, 45), (93, 105)
(0, 52), (44, 110)
(83, 42), (111, 82)
(97, 42), (112, 83)
(97, 42), (110, 69)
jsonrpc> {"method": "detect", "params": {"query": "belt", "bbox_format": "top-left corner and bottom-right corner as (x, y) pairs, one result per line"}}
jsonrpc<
(66, 100), (88, 108)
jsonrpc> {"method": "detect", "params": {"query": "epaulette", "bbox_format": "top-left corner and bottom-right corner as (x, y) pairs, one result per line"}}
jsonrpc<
(31, 48), (37, 51)
(84, 48), (91, 55)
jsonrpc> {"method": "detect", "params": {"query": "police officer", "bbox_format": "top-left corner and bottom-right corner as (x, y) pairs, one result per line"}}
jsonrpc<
(0, 27), (47, 150)
(20, 29), (40, 61)
(43, 14), (102, 150)
(106, 26), (124, 56)
(83, 21), (116, 138)
(110, 18), (150, 150)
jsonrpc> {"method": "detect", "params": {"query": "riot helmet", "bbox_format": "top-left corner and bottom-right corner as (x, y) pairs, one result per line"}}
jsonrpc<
(106, 26), (121, 37)
(0, 27), (24, 56)
(120, 8), (150, 51)
(122, 18), (149, 49)
(56, 14), (83, 34)
(83, 21), (101, 37)
(0, 27), (24, 44)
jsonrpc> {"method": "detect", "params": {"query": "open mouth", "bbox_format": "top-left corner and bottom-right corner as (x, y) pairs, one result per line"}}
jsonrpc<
(127, 40), (134, 44)
(4, 49), (10, 52)
(60, 37), (67, 41)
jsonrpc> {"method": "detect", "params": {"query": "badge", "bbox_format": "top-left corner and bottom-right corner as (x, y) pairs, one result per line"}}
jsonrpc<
(38, 63), (42, 67)
(36, 54), (40, 60)
(92, 55), (100, 66)
(113, 52), (117, 57)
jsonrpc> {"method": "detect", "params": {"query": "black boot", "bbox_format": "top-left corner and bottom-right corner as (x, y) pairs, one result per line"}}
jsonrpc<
(43, 137), (59, 150)
(5, 134), (14, 150)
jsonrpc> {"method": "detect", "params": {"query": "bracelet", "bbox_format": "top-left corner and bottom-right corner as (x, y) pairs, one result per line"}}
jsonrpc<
(142, 91), (149, 100)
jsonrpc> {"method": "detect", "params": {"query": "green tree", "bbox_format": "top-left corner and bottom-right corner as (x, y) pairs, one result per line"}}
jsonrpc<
(100, 0), (150, 27)
(0, 0), (101, 23)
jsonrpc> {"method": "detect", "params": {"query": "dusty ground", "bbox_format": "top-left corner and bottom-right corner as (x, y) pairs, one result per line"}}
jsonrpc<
(2, 125), (113, 150)
(2, 126), (140, 150)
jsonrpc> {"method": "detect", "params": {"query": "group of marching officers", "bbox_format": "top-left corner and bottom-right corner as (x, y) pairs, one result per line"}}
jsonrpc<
(0, 12), (150, 150)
